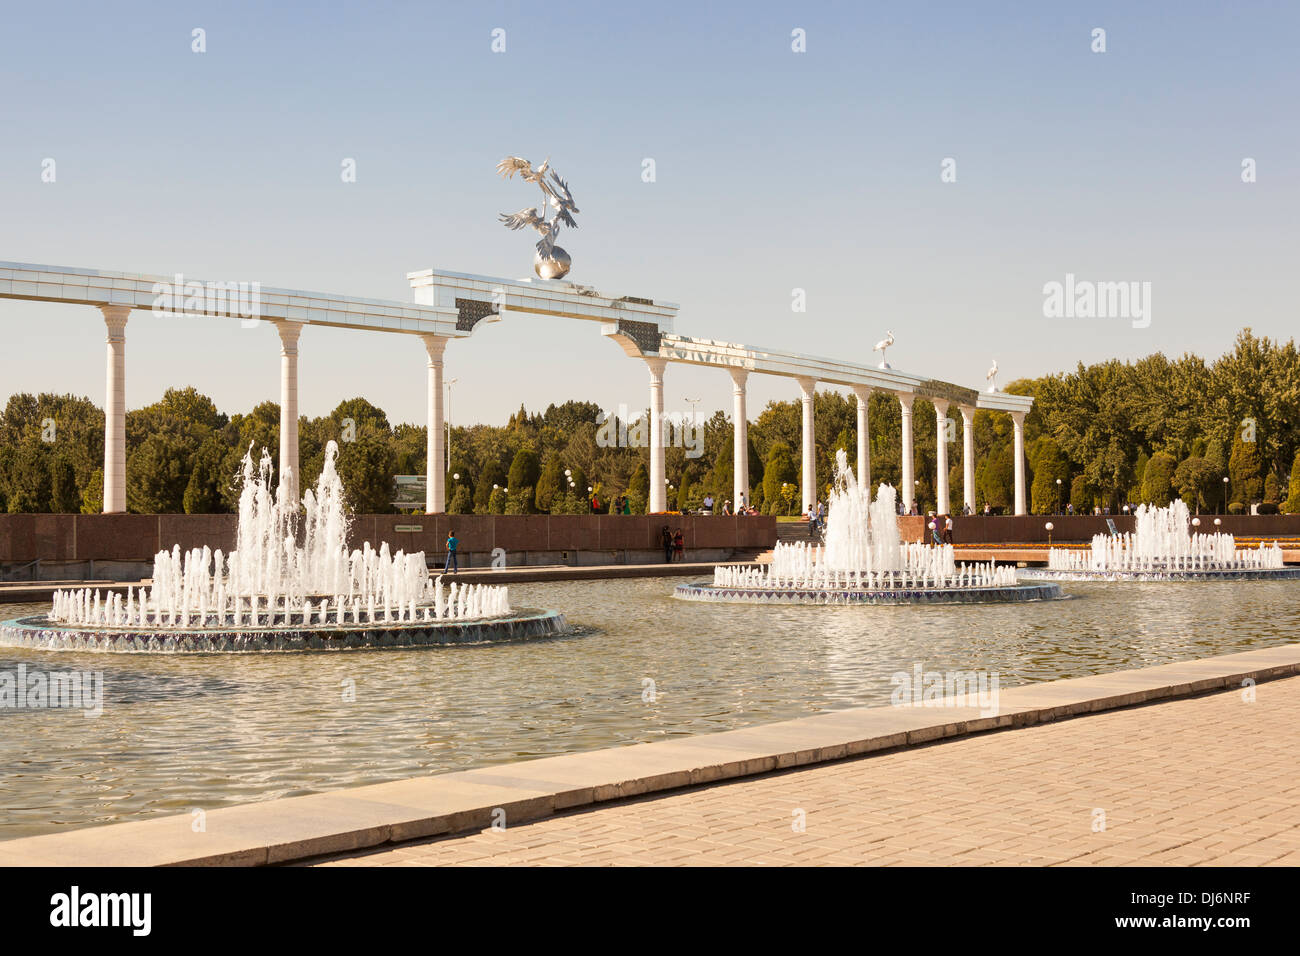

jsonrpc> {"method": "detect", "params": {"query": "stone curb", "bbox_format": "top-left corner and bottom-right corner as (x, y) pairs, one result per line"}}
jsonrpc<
(2, 643), (1296, 867)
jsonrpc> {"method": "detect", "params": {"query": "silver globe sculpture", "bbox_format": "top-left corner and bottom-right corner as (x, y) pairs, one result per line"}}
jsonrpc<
(497, 155), (580, 280)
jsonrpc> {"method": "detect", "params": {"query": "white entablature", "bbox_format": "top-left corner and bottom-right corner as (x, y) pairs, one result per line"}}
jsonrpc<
(1, 258), (1034, 517)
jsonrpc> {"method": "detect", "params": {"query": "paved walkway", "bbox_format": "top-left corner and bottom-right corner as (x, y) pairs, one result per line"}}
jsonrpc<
(314, 676), (1300, 867)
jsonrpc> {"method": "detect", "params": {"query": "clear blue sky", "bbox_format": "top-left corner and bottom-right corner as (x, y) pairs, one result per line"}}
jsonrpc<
(3, 0), (1297, 426)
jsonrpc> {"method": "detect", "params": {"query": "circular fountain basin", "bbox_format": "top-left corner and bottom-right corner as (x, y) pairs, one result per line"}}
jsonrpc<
(0, 607), (568, 653)
(1018, 567), (1300, 583)
(673, 582), (1063, 605)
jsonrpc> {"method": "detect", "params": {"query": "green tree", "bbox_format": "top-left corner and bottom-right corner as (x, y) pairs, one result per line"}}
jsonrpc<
(1283, 452), (1300, 514)
(507, 448), (541, 505)
(976, 445), (1013, 513)
(182, 437), (227, 514)
(626, 461), (648, 501)
(80, 468), (103, 514)
(1030, 438), (1070, 513)
(762, 441), (798, 515)
(49, 453), (79, 513)
(1228, 431), (1264, 504)
(447, 485), (472, 514)
(1140, 452), (1177, 504)
(127, 433), (189, 513)
(1263, 471), (1280, 504)
(534, 453), (567, 513)
(1173, 456), (1217, 513)
(334, 431), (397, 513)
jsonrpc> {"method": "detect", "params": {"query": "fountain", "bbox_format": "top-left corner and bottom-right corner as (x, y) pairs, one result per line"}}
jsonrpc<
(0, 442), (567, 651)
(675, 450), (1062, 605)
(1020, 500), (1299, 582)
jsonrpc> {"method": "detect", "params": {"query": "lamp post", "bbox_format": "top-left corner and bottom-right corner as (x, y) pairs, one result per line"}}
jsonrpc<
(445, 378), (458, 473)
(1223, 475), (1230, 514)
(1055, 478), (1062, 514)
(683, 396), (701, 434)
(1045, 521), (1054, 547)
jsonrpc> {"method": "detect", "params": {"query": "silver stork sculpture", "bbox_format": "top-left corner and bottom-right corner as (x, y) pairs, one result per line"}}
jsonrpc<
(497, 155), (580, 279)
(873, 330), (895, 369)
(986, 359), (999, 393)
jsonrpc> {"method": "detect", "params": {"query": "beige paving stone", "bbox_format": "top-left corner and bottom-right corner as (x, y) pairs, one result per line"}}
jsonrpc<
(313, 674), (1300, 868)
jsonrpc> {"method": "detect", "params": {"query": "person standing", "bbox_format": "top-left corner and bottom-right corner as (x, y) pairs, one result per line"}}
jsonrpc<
(673, 528), (685, 561)
(661, 525), (673, 563)
(702, 493), (714, 514)
(943, 514), (954, 545)
(444, 529), (459, 574)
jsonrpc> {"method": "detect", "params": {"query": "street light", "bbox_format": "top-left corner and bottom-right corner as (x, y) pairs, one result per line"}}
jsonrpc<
(1055, 478), (1062, 514)
(445, 378), (458, 472)
(683, 397), (701, 438)
(1045, 521), (1054, 547)
(1223, 475), (1230, 514)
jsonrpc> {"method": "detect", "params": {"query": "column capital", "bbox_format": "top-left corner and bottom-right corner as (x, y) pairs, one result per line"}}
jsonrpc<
(422, 333), (449, 364)
(727, 366), (749, 389)
(100, 305), (130, 338)
(794, 375), (817, 397)
(959, 404), (976, 422)
(1009, 410), (1027, 427)
(851, 384), (873, 403)
(274, 319), (304, 354)
(896, 391), (914, 412)
(932, 397), (950, 416)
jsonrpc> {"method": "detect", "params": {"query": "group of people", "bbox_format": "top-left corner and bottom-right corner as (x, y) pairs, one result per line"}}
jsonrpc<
(602, 494), (633, 515)
(660, 525), (685, 562)
(674, 492), (763, 517)
(927, 513), (955, 544)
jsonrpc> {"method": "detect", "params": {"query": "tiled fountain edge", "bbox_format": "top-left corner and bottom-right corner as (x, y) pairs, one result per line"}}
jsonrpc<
(2, 642), (1297, 867)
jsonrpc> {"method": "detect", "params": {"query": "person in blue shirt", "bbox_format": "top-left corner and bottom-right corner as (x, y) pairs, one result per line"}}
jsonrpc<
(444, 530), (459, 573)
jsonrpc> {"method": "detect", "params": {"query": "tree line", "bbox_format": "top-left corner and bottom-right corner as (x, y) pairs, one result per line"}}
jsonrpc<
(1, 329), (1297, 516)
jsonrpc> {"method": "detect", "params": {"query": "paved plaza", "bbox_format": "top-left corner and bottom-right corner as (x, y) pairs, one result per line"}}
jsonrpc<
(314, 676), (1300, 867)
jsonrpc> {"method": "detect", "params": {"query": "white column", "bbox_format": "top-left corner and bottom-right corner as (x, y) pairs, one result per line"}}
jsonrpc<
(1011, 410), (1027, 515)
(729, 367), (749, 510)
(646, 358), (667, 513)
(852, 386), (871, 490)
(934, 399), (950, 514)
(274, 321), (304, 506)
(960, 405), (976, 514)
(898, 392), (915, 513)
(795, 376), (817, 513)
(101, 306), (129, 514)
(423, 335), (448, 514)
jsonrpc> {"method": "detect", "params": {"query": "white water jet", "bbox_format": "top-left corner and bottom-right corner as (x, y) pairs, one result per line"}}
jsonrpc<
(1047, 500), (1283, 574)
(714, 449), (1016, 592)
(49, 441), (510, 629)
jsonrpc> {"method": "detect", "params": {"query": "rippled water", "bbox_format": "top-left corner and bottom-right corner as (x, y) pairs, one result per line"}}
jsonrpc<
(2, 576), (1297, 839)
